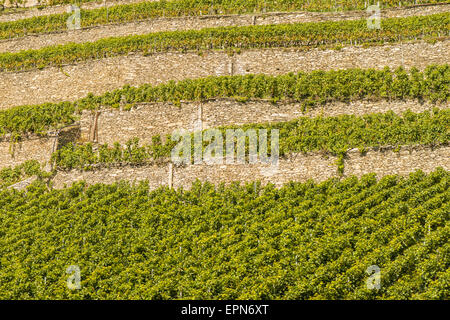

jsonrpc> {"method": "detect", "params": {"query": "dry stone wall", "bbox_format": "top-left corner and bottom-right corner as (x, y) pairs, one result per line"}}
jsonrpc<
(51, 145), (450, 189)
(3, 3), (450, 53)
(1, 98), (444, 172)
(8, 176), (37, 190)
(80, 99), (448, 145)
(1, 1), (448, 23)
(3, 0), (41, 8)
(1, 3), (449, 188)
(1, 40), (448, 109)
(0, 0), (155, 22)
(0, 136), (56, 168)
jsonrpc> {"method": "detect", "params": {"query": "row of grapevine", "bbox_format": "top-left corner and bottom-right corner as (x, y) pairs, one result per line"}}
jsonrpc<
(1, 65), (448, 139)
(2, 0), (446, 15)
(0, 159), (44, 188)
(0, 168), (447, 299)
(1, 0), (448, 39)
(0, 0), (448, 303)
(0, 12), (448, 71)
(51, 108), (450, 170)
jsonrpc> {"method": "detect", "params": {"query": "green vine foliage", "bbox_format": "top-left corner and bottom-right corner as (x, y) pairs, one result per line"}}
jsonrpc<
(0, 159), (50, 188)
(0, 101), (76, 140)
(0, 13), (448, 71)
(0, 168), (447, 299)
(1, 65), (448, 139)
(1, 0), (448, 39)
(51, 109), (450, 170)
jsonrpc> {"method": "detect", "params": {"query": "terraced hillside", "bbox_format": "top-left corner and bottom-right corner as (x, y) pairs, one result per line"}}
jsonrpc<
(0, 0), (448, 300)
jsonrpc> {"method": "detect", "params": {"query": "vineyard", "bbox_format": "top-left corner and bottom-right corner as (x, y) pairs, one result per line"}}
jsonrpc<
(0, 65), (448, 139)
(0, 169), (448, 299)
(0, 12), (449, 71)
(51, 109), (450, 170)
(2, 0), (448, 13)
(1, 0), (449, 39)
(0, 0), (449, 301)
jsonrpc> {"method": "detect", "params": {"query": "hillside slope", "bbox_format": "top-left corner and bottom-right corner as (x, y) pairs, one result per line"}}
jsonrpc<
(0, 169), (448, 299)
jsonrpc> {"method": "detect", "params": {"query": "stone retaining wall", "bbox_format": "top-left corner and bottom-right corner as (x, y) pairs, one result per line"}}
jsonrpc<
(0, 0), (154, 23)
(51, 144), (450, 189)
(80, 99), (448, 145)
(1, 40), (448, 109)
(2, 98), (446, 171)
(1, 1), (447, 23)
(3, 3), (450, 53)
(0, 136), (56, 168)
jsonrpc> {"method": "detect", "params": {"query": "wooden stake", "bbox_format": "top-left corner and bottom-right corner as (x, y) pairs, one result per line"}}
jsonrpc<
(168, 162), (173, 188)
